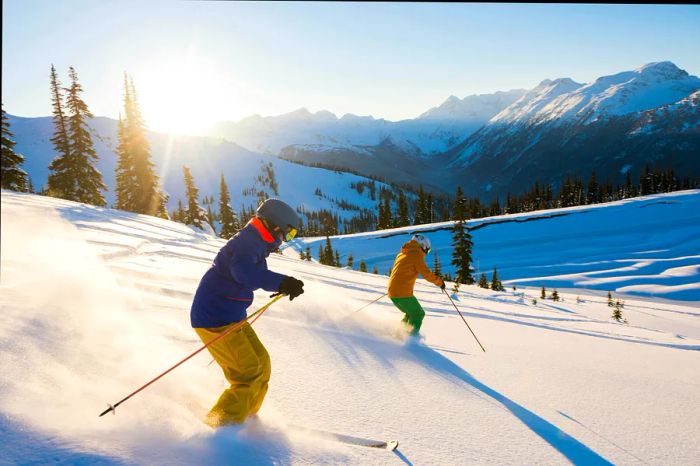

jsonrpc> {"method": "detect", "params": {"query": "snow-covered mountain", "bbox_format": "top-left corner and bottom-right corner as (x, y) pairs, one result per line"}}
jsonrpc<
(2, 190), (699, 465)
(7, 114), (406, 226)
(208, 90), (526, 157)
(445, 61), (700, 196)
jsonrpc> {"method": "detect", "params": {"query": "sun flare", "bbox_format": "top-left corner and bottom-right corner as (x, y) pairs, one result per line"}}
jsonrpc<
(136, 58), (231, 135)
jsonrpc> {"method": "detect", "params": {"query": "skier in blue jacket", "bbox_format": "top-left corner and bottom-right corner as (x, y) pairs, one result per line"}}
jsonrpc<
(191, 198), (304, 427)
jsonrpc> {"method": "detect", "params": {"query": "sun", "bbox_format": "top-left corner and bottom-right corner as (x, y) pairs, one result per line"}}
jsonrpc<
(136, 58), (231, 135)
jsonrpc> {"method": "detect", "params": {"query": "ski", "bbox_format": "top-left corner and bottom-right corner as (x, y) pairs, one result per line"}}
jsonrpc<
(287, 424), (399, 451)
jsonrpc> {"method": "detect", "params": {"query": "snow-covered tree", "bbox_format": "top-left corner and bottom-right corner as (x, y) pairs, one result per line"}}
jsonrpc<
(478, 273), (489, 289)
(182, 165), (206, 229)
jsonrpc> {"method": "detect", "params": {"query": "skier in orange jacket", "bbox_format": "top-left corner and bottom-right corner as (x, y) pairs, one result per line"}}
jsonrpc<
(387, 234), (445, 337)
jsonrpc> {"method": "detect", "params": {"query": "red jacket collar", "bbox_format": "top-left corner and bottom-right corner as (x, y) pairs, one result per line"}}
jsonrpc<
(249, 217), (275, 243)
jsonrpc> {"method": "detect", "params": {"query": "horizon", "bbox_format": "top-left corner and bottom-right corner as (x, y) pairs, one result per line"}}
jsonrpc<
(3, 2), (700, 134)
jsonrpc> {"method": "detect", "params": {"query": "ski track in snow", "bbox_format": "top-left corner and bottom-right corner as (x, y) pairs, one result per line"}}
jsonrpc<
(1, 191), (699, 465)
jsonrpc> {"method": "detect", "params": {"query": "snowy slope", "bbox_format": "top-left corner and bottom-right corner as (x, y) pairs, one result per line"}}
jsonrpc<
(292, 190), (700, 302)
(2, 191), (699, 465)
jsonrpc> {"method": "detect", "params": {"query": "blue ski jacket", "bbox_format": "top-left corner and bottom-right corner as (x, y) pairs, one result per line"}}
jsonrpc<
(190, 218), (287, 328)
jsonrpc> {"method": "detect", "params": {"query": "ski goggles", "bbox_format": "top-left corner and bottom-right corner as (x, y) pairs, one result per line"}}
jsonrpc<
(284, 226), (298, 242)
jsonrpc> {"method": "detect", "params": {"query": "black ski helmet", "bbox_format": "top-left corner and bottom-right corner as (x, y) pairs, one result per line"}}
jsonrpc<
(256, 198), (301, 239)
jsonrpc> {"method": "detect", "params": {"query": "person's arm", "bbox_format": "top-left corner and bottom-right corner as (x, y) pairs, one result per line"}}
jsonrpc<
(230, 253), (286, 292)
(414, 255), (445, 288)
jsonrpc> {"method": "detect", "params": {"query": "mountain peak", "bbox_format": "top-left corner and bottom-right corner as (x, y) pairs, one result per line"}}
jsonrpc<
(635, 61), (687, 79)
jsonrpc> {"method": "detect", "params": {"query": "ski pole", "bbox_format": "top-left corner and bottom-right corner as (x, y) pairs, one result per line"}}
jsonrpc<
(99, 293), (285, 417)
(341, 293), (387, 320)
(443, 289), (486, 352)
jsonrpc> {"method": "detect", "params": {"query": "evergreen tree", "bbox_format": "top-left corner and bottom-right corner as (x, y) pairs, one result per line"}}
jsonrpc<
(318, 244), (325, 264)
(414, 186), (426, 225)
(321, 236), (335, 265)
(451, 186), (474, 284)
(372, 265), (379, 274)
(377, 196), (392, 230)
(335, 250), (341, 268)
(491, 267), (504, 291)
(218, 174), (240, 238)
(607, 291), (614, 307)
(206, 204), (216, 233)
(155, 191), (170, 220)
(347, 253), (354, 268)
(46, 64), (73, 198)
(359, 260), (368, 272)
(49, 66), (106, 205)
(118, 74), (164, 215)
(395, 190), (410, 227)
(182, 165), (206, 229)
(541, 286), (546, 299)
(305, 246), (312, 261)
(478, 273), (489, 289)
(551, 289), (560, 301)
(586, 171), (599, 204)
(612, 301), (625, 322)
(432, 251), (442, 277)
(1, 107), (28, 191)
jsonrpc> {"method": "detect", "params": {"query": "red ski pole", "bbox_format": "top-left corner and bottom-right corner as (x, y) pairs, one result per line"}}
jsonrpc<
(99, 293), (285, 417)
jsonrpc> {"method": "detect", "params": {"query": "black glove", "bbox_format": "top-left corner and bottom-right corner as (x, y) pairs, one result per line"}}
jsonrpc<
(278, 276), (304, 301)
(440, 281), (446, 291)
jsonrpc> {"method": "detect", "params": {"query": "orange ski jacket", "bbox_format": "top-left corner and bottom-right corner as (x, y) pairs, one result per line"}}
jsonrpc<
(388, 240), (444, 298)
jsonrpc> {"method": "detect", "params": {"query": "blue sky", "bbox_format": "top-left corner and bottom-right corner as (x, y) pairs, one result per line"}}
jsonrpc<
(3, 1), (699, 133)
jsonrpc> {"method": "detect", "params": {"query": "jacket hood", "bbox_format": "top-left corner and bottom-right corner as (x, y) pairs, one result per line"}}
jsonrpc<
(401, 240), (424, 254)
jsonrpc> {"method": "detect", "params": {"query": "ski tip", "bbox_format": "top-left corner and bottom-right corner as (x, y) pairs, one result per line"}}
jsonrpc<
(387, 440), (399, 451)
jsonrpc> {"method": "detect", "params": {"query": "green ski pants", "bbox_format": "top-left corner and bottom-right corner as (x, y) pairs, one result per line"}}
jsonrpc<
(390, 296), (425, 335)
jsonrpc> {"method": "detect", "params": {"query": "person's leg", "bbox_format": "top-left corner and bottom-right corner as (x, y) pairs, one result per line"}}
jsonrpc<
(195, 322), (267, 427)
(241, 324), (271, 417)
(390, 296), (425, 336)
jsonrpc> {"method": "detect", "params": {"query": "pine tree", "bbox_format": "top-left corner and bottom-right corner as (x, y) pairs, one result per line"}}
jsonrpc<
(318, 244), (325, 264)
(155, 191), (170, 220)
(432, 252), (442, 277)
(335, 250), (341, 268)
(414, 186), (426, 225)
(377, 196), (392, 230)
(49, 66), (106, 205)
(347, 253), (354, 268)
(182, 165), (206, 229)
(551, 289), (560, 301)
(541, 286), (546, 299)
(47, 65), (75, 199)
(1, 107), (28, 191)
(607, 291), (614, 307)
(612, 300), (626, 322)
(206, 204), (216, 233)
(359, 260), (368, 272)
(305, 246), (312, 261)
(395, 191), (410, 227)
(218, 174), (240, 239)
(118, 74), (164, 215)
(372, 265), (379, 274)
(491, 267), (504, 291)
(478, 273), (489, 289)
(451, 186), (474, 284)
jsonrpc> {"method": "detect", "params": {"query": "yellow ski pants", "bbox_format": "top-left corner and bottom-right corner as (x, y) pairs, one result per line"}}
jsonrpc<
(195, 322), (271, 427)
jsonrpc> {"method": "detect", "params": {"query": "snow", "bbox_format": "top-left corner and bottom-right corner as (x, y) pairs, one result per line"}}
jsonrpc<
(2, 191), (699, 465)
(492, 62), (700, 127)
(293, 190), (700, 302)
(206, 90), (525, 156)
